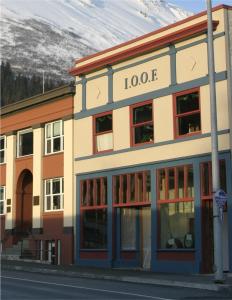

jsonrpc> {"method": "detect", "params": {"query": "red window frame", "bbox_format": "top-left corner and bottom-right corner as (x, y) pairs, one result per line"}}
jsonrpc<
(93, 111), (113, 154)
(173, 88), (201, 139)
(200, 160), (227, 211)
(157, 165), (194, 204)
(113, 171), (151, 207)
(80, 177), (107, 210)
(157, 165), (195, 249)
(80, 177), (108, 250)
(130, 100), (154, 147)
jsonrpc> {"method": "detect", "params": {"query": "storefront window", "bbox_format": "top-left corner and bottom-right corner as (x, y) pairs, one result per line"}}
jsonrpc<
(157, 165), (195, 249)
(160, 202), (194, 248)
(82, 209), (107, 249)
(80, 177), (108, 250)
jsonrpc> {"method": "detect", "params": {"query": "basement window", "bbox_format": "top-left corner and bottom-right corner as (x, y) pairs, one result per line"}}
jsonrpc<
(174, 89), (201, 137)
(17, 129), (33, 157)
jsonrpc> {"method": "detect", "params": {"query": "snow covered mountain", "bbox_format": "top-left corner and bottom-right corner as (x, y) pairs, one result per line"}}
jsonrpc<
(1, 0), (192, 81)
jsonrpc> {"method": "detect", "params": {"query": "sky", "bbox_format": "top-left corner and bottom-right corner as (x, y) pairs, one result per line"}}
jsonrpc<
(169, 0), (232, 13)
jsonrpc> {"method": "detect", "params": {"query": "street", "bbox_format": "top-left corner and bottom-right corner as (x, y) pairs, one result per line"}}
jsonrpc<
(1, 269), (232, 300)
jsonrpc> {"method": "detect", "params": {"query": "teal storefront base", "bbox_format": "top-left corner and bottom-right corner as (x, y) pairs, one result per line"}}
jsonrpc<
(75, 151), (232, 273)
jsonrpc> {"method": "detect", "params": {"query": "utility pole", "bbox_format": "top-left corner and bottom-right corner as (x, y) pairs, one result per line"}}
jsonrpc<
(42, 70), (45, 94)
(206, 0), (223, 283)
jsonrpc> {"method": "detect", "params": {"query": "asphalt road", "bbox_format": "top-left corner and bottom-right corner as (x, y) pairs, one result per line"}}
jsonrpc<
(1, 269), (232, 300)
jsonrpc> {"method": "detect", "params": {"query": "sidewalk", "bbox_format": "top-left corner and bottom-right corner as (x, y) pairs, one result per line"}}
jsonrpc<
(1, 259), (232, 292)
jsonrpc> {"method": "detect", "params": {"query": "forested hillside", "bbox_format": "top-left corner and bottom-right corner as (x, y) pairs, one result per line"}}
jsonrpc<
(1, 62), (66, 107)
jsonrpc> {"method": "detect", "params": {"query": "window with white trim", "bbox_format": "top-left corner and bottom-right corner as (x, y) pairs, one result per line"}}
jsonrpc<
(44, 178), (64, 211)
(17, 128), (33, 157)
(45, 120), (64, 155)
(0, 136), (6, 164)
(0, 186), (6, 215)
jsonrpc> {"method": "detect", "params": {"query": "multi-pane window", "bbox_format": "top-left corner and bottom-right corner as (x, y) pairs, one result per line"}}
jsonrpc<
(45, 120), (64, 155)
(201, 160), (227, 197)
(201, 160), (227, 213)
(17, 129), (33, 157)
(80, 177), (107, 249)
(113, 171), (151, 206)
(131, 101), (153, 146)
(174, 89), (201, 137)
(157, 165), (195, 249)
(44, 178), (64, 211)
(0, 136), (6, 164)
(0, 186), (6, 215)
(93, 112), (113, 153)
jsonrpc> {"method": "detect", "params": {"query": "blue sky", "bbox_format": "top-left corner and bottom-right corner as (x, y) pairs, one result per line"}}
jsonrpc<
(169, 0), (232, 13)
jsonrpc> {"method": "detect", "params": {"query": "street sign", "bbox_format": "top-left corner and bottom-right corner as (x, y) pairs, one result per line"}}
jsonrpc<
(215, 189), (228, 221)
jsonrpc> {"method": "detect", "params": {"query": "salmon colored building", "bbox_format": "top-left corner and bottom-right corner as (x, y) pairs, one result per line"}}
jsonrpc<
(0, 85), (75, 265)
(70, 5), (232, 273)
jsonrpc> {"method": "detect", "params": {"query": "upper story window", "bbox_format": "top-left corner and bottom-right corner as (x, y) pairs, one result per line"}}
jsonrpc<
(0, 186), (6, 215)
(174, 89), (201, 138)
(17, 129), (33, 157)
(131, 101), (153, 146)
(93, 112), (113, 153)
(44, 177), (64, 211)
(45, 120), (64, 155)
(0, 135), (6, 164)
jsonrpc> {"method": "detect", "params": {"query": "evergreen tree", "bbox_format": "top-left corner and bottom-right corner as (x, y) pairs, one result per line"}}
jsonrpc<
(0, 61), (66, 107)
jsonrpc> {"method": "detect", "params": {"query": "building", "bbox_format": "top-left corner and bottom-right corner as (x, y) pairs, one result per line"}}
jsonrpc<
(0, 85), (75, 265)
(70, 5), (232, 273)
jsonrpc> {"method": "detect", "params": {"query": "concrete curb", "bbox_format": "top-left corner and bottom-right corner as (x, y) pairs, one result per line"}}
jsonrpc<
(2, 264), (232, 292)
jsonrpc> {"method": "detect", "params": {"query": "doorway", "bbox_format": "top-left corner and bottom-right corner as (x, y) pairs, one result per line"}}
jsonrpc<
(16, 170), (33, 233)
(201, 199), (214, 273)
(140, 207), (151, 269)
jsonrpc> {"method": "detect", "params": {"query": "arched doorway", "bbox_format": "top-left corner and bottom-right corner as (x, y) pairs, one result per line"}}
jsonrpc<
(16, 170), (33, 233)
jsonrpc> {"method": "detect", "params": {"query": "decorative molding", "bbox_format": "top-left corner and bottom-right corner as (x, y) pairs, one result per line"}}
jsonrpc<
(80, 75), (87, 111)
(75, 129), (230, 162)
(73, 32), (224, 84)
(74, 71), (227, 120)
(75, 150), (230, 178)
(169, 45), (177, 86)
(107, 66), (114, 103)
(70, 20), (219, 76)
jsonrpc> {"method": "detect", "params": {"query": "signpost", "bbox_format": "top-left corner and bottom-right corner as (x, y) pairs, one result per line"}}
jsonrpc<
(206, 0), (224, 283)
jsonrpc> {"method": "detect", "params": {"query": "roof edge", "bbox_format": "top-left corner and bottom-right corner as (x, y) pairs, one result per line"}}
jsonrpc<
(73, 4), (231, 67)
(69, 20), (219, 76)
(1, 84), (75, 117)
